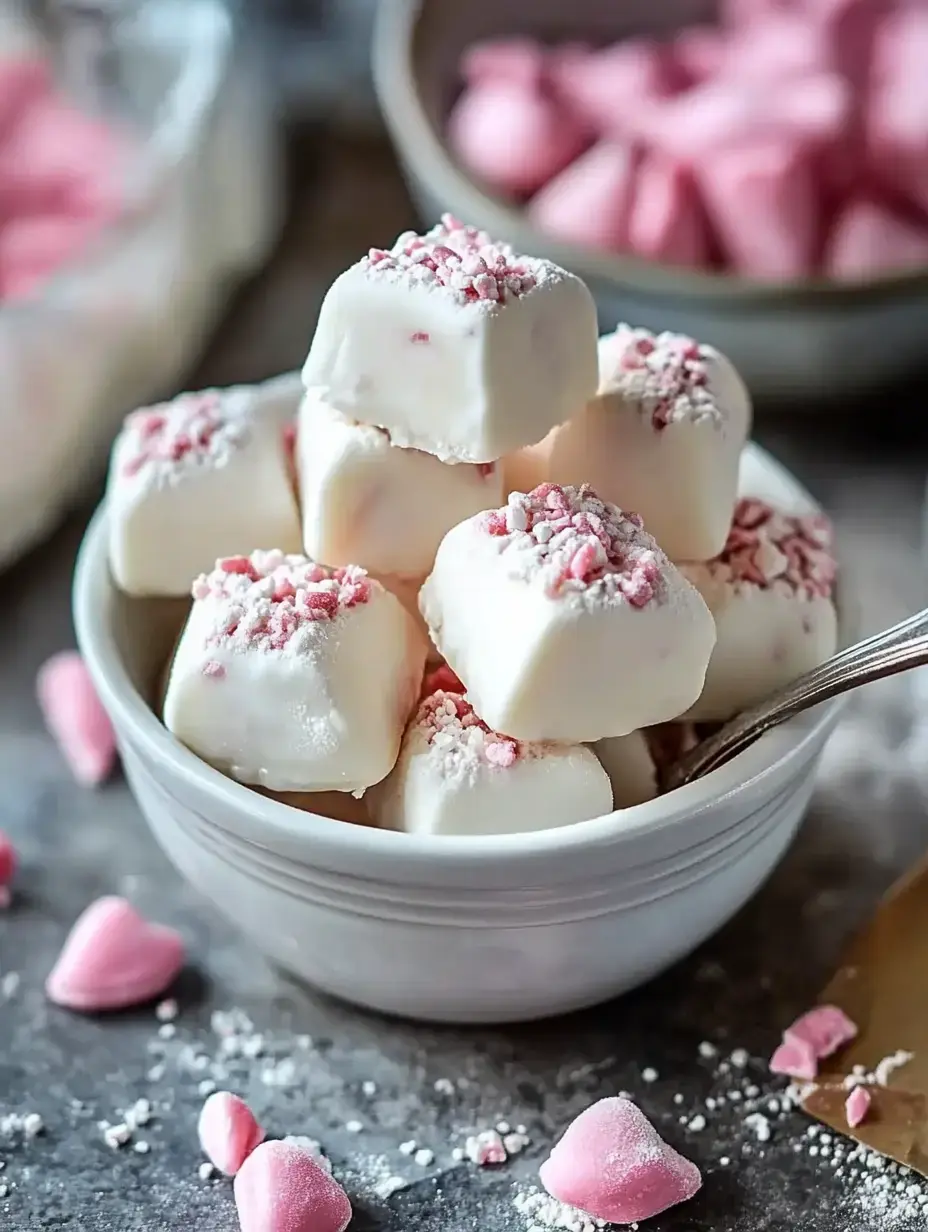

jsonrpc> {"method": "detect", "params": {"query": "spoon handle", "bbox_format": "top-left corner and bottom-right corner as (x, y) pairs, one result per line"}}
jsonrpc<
(663, 610), (928, 791)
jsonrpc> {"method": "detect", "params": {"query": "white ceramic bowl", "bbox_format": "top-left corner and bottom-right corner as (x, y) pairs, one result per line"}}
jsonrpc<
(372, 0), (928, 402)
(73, 444), (844, 1024)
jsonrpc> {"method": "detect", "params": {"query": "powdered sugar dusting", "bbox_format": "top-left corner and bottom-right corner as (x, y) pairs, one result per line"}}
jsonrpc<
(191, 550), (375, 654)
(363, 214), (549, 308)
(119, 390), (249, 486)
(414, 690), (521, 778)
(601, 326), (723, 430)
(710, 499), (837, 599)
(483, 484), (666, 608)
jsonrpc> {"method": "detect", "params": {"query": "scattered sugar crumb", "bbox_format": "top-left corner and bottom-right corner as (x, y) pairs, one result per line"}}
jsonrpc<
(133, 1141), (150, 1154)
(1, 972), (20, 998)
(399, 1140), (417, 1156)
(687, 1115), (707, 1132)
(198, 1162), (215, 1181)
(698, 1041), (718, 1059)
(345, 1120), (363, 1134)
(362, 1081), (377, 1097)
(641, 1067), (658, 1083)
(414, 1148), (434, 1167)
(104, 1123), (132, 1149)
(157, 1023), (176, 1041)
(374, 1175), (408, 1200)
(745, 1113), (772, 1143)
(155, 999), (178, 1022)
(434, 1078), (456, 1096)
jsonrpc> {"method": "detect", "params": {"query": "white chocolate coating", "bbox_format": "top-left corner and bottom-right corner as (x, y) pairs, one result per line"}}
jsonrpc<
(107, 378), (302, 597)
(371, 690), (613, 836)
(682, 498), (838, 720)
(301, 215), (598, 463)
(506, 327), (751, 562)
(297, 389), (503, 578)
(592, 731), (658, 808)
(162, 550), (426, 792)
(419, 485), (717, 743)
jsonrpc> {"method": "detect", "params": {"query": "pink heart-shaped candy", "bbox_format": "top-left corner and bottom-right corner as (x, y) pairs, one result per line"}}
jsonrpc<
(198, 1091), (265, 1176)
(539, 1097), (702, 1225)
(234, 1140), (352, 1232)
(769, 1035), (818, 1080)
(697, 136), (820, 279)
(627, 154), (710, 268)
(448, 82), (586, 197)
(827, 200), (928, 279)
(46, 896), (184, 1012)
(528, 141), (636, 251)
(551, 38), (680, 134)
(36, 651), (117, 787)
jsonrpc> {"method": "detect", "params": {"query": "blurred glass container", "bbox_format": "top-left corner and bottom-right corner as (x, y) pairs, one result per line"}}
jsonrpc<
(0, 0), (283, 569)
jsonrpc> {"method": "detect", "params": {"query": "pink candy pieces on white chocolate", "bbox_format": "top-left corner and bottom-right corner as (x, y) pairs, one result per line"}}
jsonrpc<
(37, 650), (117, 787)
(370, 689), (612, 836)
(297, 389), (502, 578)
(234, 1140), (352, 1232)
(198, 1091), (265, 1176)
(45, 896), (184, 1013)
(509, 326), (751, 562)
(163, 550), (426, 792)
(301, 215), (598, 463)
(107, 377), (302, 596)
(419, 484), (716, 743)
(539, 1097), (702, 1225)
(682, 497), (838, 721)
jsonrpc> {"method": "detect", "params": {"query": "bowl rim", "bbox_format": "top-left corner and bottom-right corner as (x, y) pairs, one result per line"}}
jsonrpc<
(372, 0), (928, 305)
(73, 443), (845, 873)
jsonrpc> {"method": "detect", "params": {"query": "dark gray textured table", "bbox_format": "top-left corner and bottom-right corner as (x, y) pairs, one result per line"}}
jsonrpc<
(4, 136), (928, 1232)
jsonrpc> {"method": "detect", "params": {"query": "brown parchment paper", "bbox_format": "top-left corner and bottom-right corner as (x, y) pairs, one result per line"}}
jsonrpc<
(801, 855), (928, 1175)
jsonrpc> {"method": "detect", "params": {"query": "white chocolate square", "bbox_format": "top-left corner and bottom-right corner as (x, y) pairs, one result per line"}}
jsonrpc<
(301, 215), (598, 463)
(371, 689), (613, 836)
(107, 379), (302, 596)
(682, 498), (838, 721)
(506, 326), (751, 562)
(162, 550), (426, 792)
(419, 484), (717, 743)
(297, 389), (503, 577)
(592, 731), (658, 808)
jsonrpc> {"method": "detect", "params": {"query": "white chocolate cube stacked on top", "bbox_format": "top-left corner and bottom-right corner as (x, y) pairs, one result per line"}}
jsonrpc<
(296, 214), (598, 585)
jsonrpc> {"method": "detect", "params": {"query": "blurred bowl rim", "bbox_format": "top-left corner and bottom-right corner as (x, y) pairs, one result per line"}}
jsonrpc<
(372, 0), (928, 305)
(73, 442), (846, 879)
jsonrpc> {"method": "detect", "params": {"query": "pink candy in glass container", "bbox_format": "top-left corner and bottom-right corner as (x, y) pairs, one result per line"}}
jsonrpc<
(0, 0), (281, 569)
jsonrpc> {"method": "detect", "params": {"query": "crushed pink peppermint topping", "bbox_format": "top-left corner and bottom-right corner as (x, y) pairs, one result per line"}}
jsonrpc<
(192, 550), (375, 654)
(120, 390), (248, 480)
(601, 326), (722, 431)
(363, 214), (546, 307)
(845, 1086), (871, 1129)
(415, 690), (520, 771)
(711, 498), (836, 599)
(483, 484), (666, 608)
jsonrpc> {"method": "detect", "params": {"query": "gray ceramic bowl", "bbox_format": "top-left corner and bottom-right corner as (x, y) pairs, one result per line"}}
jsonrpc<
(373, 0), (928, 401)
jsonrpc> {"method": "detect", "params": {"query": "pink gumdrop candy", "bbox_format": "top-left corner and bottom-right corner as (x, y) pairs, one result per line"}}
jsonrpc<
(671, 26), (728, 86)
(0, 830), (15, 909)
(827, 200), (928, 279)
(36, 651), (117, 787)
(845, 1085), (872, 1129)
(551, 38), (680, 134)
(528, 141), (636, 250)
(198, 1091), (265, 1176)
(0, 214), (102, 300)
(448, 81), (586, 197)
(866, 8), (928, 213)
(539, 1097), (702, 1225)
(46, 896), (184, 1013)
(769, 1035), (819, 1080)
(627, 154), (710, 268)
(785, 1004), (858, 1059)
(234, 1140), (352, 1232)
(721, 13), (834, 83)
(0, 94), (124, 215)
(0, 56), (52, 133)
(460, 37), (547, 90)
(698, 136), (820, 279)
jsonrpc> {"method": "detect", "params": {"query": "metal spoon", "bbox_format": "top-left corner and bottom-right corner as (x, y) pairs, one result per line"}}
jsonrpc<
(662, 606), (928, 791)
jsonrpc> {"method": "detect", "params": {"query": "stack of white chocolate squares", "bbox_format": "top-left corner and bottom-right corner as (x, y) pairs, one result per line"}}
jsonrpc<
(104, 214), (839, 838)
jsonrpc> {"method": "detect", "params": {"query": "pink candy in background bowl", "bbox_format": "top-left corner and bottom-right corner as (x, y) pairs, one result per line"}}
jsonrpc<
(373, 0), (928, 401)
